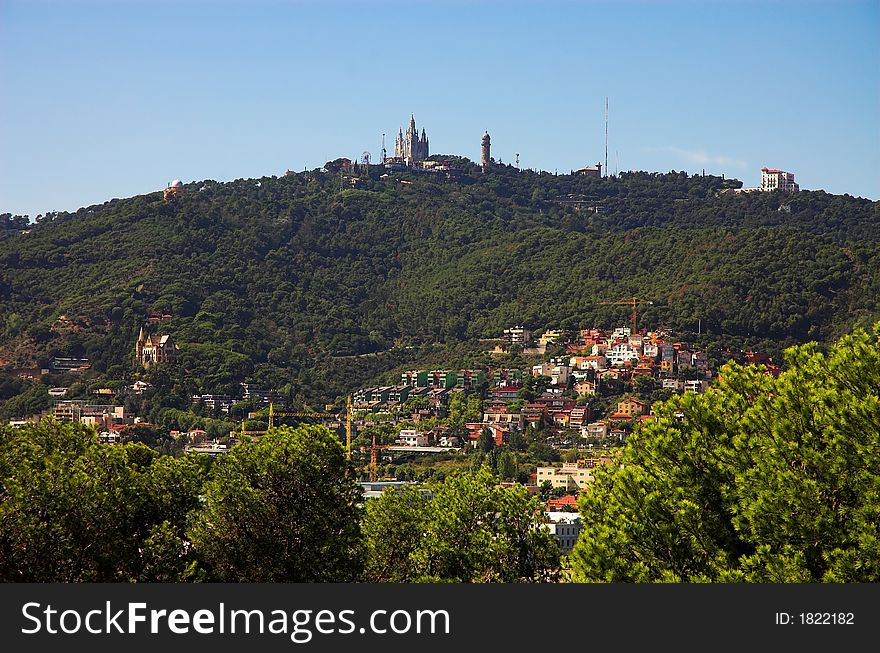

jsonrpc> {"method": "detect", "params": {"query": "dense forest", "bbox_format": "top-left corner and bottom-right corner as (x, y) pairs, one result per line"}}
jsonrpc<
(1, 160), (878, 406)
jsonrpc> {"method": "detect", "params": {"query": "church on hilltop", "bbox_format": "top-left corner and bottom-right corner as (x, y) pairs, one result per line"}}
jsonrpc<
(394, 114), (429, 165)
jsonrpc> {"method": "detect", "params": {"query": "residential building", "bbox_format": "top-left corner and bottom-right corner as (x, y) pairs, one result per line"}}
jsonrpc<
(581, 421), (609, 440)
(685, 379), (709, 394)
(569, 407), (591, 428)
(503, 325), (531, 346)
(401, 370), (429, 387)
(491, 386), (521, 401)
(614, 397), (649, 418)
(456, 369), (487, 389)
(53, 400), (129, 429)
(536, 458), (608, 490)
(398, 429), (428, 447)
(545, 495), (578, 512)
(606, 342), (641, 366)
(493, 368), (524, 386)
(662, 378), (685, 393)
(241, 383), (272, 405)
(49, 357), (91, 374)
(611, 327), (632, 340)
(523, 403), (548, 429)
(483, 410), (525, 430)
(193, 394), (234, 414)
(532, 363), (570, 386)
(574, 380), (598, 397)
(544, 513), (583, 553)
(761, 167), (799, 193)
(538, 329), (564, 347)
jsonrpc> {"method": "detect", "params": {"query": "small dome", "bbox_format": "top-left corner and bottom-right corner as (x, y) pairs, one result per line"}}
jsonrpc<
(170, 179), (183, 188)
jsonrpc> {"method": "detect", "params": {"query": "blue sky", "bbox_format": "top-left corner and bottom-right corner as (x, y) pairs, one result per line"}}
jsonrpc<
(1, 0), (878, 218)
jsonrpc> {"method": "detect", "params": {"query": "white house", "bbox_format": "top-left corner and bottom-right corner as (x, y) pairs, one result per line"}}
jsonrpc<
(398, 429), (428, 447)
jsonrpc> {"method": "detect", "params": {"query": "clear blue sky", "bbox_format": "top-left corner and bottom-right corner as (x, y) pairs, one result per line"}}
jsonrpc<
(1, 0), (878, 218)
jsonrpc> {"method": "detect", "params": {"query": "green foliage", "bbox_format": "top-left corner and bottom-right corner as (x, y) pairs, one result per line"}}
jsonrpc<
(0, 420), (207, 581)
(188, 425), (365, 581)
(0, 170), (876, 408)
(571, 324), (880, 582)
(363, 467), (560, 582)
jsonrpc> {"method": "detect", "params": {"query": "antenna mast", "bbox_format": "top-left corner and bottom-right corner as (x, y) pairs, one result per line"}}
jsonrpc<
(381, 133), (386, 164)
(604, 97), (609, 178)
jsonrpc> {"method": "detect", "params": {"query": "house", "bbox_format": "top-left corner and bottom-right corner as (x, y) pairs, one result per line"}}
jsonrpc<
(193, 394), (234, 414)
(574, 380), (598, 397)
(545, 495), (579, 512)
(503, 325), (531, 346)
(581, 421), (608, 440)
(538, 329), (564, 347)
(483, 410), (525, 430)
(606, 342), (641, 366)
(684, 379), (709, 394)
(398, 429), (428, 447)
(569, 355), (608, 370)
(523, 403), (548, 428)
(543, 513), (582, 553)
(49, 357), (91, 374)
(492, 368), (524, 386)
(677, 349), (694, 369)
(569, 407), (591, 428)
(662, 378), (684, 393)
(467, 423), (509, 447)
(491, 386), (521, 401)
(456, 369), (487, 389)
(614, 397), (649, 418)
(643, 342), (659, 358)
(536, 458), (609, 490)
(130, 380), (152, 394)
(532, 363), (570, 386)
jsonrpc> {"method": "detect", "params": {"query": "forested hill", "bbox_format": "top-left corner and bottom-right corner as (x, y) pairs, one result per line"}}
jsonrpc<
(1, 161), (878, 403)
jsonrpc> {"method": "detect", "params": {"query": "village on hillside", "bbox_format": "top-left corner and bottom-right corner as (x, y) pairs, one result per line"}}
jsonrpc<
(4, 313), (786, 555)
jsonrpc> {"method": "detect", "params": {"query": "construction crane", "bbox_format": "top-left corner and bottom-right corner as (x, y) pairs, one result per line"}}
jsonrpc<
(597, 297), (654, 334)
(242, 396), (354, 459)
(366, 432), (394, 483)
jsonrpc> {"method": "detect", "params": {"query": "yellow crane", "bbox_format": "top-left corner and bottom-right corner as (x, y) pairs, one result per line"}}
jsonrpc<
(242, 395), (355, 460)
(597, 297), (654, 334)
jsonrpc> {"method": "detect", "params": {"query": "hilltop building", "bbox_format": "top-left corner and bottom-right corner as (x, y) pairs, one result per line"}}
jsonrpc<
(576, 163), (602, 177)
(394, 115), (429, 165)
(136, 327), (178, 368)
(163, 179), (183, 201)
(481, 131), (491, 172)
(760, 167), (799, 193)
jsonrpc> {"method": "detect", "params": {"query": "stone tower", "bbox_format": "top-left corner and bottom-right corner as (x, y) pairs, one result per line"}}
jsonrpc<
(394, 114), (429, 165)
(481, 131), (491, 172)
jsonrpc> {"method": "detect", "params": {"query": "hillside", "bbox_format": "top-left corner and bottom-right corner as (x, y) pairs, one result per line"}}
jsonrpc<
(1, 161), (878, 406)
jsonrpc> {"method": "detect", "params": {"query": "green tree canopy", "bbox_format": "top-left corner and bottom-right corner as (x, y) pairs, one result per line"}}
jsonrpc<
(188, 424), (365, 581)
(363, 467), (560, 582)
(571, 324), (880, 582)
(0, 420), (207, 581)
